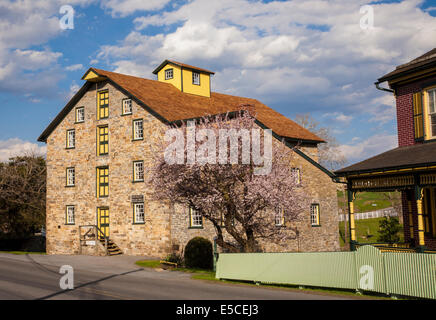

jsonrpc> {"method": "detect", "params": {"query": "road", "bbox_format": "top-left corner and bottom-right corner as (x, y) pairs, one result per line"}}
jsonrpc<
(0, 253), (355, 300)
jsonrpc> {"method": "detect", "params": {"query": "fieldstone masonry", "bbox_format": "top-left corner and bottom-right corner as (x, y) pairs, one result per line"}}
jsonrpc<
(45, 80), (339, 257)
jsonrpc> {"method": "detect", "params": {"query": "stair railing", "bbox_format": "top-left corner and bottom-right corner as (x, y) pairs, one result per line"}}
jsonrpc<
(79, 225), (109, 255)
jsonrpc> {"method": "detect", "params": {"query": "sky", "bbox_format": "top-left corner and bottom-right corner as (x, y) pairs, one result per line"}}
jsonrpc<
(0, 0), (436, 166)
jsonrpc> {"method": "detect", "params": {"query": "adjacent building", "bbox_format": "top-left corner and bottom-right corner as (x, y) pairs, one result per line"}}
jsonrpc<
(336, 48), (436, 252)
(38, 60), (339, 256)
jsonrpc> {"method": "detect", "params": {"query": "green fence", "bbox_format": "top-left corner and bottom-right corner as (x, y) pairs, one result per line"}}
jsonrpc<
(215, 245), (436, 299)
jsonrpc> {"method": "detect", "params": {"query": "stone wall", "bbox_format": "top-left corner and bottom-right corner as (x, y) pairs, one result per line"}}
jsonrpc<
(45, 80), (339, 257)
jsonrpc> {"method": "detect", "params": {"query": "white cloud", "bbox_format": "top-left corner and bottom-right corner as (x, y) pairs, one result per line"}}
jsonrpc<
(65, 64), (84, 71)
(67, 81), (81, 100)
(97, 0), (436, 121)
(0, 138), (46, 162)
(323, 112), (353, 125)
(101, 0), (171, 17)
(0, 0), (94, 99)
(337, 133), (397, 163)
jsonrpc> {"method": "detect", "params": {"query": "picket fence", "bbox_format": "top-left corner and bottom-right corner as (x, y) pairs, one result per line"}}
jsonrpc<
(338, 207), (398, 222)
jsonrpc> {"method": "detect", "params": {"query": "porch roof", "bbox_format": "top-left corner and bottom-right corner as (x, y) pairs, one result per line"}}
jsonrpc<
(335, 142), (436, 176)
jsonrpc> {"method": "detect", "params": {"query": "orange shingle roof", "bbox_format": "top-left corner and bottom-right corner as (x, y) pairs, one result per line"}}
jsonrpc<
(92, 68), (323, 143)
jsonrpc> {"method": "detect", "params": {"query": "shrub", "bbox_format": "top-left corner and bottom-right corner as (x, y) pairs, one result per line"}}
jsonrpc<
(377, 216), (402, 244)
(184, 237), (213, 269)
(165, 251), (184, 266)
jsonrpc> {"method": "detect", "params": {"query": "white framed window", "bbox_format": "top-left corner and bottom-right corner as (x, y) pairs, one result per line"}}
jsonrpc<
(310, 204), (320, 226)
(275, 207), (285, 226)
(427, 88), (436, 138)
(122, 99), (132, 115)
(291, 167), (301, 185)
(66, 129), (75, 148)
(192, 72), (200, 85)
(133, 119), (143, 140)
(66, 205), (75, 225)
(76, 107), (85, 123)
(133, 161), (144, 182)
(134, 202), (145, 224)
(165, 68), (173, 80)
(66, 167), (75, 186)
(189, 207), (203, 228)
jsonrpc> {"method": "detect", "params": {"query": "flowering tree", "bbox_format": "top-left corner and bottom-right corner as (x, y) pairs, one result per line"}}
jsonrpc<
(149, 107), (307, 253)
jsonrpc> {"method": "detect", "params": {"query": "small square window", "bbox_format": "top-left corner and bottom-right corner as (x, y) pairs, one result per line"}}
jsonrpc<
(165, 69), (173, 80)
(310, 204), (320, 226)
(133, 161), (144, 182)
(192, 72), (200, 85)
(66, 167), (75, 186)
(134, 203), (145, 224)
(66, 129), (75, 148)
(122, 99), (132, 115)
(189, 207), (203, 228)
(76, 107), (85, 123)
(66, 206), (75, 225)
(133, 119), (143, 140)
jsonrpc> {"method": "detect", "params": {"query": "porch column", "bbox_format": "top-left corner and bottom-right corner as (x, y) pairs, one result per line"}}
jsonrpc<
(408, 201), (414, 239)
(347, 189), (357, 251)
(415, 186), (426, 251)
(407, 191), (414, 242)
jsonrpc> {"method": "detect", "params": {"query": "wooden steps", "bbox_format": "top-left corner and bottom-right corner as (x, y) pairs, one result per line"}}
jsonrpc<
(99, 238), (123, 255)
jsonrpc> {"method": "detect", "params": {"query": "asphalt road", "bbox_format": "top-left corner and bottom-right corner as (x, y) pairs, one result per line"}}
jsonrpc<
(0, 253), (353, 300)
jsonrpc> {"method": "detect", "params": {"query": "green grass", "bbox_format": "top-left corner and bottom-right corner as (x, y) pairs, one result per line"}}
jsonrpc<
(0, 251), (46, 255)
(339, 217), (404, 246)
(337, 190), (401, 213)
(135, 260), (162, 268)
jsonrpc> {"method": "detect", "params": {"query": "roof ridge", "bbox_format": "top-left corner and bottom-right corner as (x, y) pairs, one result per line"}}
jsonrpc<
(395, 48), (436, 70)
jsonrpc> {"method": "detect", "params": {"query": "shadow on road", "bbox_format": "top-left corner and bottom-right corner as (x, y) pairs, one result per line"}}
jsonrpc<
(26, 253), (144, 300)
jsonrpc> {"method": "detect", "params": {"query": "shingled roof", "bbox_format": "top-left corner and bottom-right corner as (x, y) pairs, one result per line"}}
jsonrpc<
(377, 48), (436, 83)
(38, 67), (324, 143)
(152, 60), (215, 75)
(335, 143), (436, 176)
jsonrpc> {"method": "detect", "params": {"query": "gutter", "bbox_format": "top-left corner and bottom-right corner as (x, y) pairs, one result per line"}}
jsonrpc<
(374, 81), (394, 93)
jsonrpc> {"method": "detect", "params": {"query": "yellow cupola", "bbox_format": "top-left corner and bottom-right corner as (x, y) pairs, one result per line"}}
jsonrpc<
(152, 60), (214, 98)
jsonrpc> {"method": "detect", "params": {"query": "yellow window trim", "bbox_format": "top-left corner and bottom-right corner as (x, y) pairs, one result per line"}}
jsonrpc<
(189, 207), (203, 227)
(97, 90), (109, 120)
(423, 85), (436, 140)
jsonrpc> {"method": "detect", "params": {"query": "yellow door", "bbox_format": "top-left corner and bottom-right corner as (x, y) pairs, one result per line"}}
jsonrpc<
(97, 207), (109, 239)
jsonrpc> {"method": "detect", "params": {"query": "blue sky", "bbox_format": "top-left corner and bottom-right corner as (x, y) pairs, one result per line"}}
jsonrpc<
(1, 0), (436, 165)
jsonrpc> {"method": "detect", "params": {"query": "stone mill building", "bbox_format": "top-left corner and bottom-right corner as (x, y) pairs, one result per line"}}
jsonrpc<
(38, 60), (339, 256)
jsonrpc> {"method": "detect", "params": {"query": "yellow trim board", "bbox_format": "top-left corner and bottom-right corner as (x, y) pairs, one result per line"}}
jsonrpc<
(83, 70), (106, 82)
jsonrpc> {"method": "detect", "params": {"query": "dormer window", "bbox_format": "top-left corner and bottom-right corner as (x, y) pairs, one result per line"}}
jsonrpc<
(192, 72), (200, 85)
(165, 68), (173, 80)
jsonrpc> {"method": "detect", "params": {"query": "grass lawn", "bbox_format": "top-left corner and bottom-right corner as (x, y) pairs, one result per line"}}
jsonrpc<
(0, 251), (46, 255)
(337, 190), (400, 213)
(134, 259), (391, 299)
(338, 217), (404, 247)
